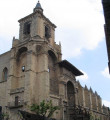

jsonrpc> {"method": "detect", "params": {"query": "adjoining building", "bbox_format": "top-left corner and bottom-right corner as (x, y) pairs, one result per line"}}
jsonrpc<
(0, 1), (110, 120)
(102, 0), (110, 73)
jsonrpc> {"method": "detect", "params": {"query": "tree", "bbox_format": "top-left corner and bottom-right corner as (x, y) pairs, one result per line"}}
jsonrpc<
(2, 112), (9, 120)
(89, 113), (94, 120)
(30, 100), (60, 119)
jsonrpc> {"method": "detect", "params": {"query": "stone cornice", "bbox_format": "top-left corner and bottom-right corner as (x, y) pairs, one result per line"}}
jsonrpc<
(18, 11), (56, 28)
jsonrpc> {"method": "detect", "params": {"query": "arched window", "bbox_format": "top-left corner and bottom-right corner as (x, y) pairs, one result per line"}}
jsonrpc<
(67, 81), (75, 106)
(2, 67), (8, 81)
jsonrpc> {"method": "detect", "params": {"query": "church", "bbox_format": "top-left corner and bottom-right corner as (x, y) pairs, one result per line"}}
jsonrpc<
(0, 1), (110, 120)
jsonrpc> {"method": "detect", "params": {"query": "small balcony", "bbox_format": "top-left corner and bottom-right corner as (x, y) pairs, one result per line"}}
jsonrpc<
(8, 100), (24, 109)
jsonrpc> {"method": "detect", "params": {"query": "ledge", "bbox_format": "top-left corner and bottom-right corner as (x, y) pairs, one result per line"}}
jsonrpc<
(0, 80), (7, 83)
(8, 100), (24, 109)
(10, 87), (24, 95)
(57, 60), (83, 76)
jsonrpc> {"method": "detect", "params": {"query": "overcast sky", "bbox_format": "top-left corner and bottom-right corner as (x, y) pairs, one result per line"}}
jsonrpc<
(0, 0), (110, 107)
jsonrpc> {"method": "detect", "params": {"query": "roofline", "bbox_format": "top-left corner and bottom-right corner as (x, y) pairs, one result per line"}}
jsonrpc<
(0, 50), (11, 57)
(18, 11), (56, 28)
(57, 60), (83, 76)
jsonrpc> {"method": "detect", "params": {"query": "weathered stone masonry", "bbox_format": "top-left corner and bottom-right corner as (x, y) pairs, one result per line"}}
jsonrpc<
(0, 1), (110, 120)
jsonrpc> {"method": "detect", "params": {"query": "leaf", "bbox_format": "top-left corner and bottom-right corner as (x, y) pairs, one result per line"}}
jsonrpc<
(29, 100), (60, 118)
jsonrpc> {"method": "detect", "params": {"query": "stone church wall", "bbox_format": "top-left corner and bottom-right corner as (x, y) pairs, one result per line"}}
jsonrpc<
(0, 1), (110, 119)
(84, 86), (91, 108)
(0, 51), (11, 111)
(0, 51), (10, 82)
(77, 82), (83, 106)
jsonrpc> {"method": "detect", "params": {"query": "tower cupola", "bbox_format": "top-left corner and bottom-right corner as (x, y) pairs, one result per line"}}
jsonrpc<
(33, 1), (43, 13)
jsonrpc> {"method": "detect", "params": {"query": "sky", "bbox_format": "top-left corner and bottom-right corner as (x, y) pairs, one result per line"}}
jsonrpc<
(0, 0), (110, 107)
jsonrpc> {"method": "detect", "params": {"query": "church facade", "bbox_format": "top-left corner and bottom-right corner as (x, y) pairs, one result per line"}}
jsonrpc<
(0, 1), (110, 120)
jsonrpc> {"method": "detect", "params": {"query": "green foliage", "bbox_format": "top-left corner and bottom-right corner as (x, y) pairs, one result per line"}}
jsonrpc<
(18, 111), (24, 120)
(89, 114), (100, 120)
(30, 100), (60, 118)
(2, 112), (9, 120)
(90, 115), (94, 120)
(47, 101), (59, 118)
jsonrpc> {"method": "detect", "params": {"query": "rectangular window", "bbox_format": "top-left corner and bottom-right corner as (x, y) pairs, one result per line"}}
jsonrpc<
(15, 96), (19, 106)
(23, 21), (31, 35)
(45, 26), (51, 39)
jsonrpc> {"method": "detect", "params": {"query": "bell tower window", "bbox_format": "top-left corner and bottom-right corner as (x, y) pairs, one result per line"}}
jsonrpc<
(45, 26), (51, 39)
(2, 67), (8, 81)
(15, 96), (19, 106)
(23, 21), (31, 35)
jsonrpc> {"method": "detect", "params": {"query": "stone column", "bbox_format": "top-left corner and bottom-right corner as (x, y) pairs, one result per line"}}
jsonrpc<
(89, 92), (92, 109)
(75, 87), (78, 106)
(23, 49), (37, 105)
(6, 48), (16, 104)
(36, 52), (50, 103)
(82, 88), (85, 107)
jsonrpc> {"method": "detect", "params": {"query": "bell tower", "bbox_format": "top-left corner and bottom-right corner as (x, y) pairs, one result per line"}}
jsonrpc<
(8, 1), (62, 110)
(18, 1), (56, 47)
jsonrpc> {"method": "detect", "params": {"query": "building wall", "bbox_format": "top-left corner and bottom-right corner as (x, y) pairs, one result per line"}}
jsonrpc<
(0, 51), (11, 110)
(0, 51), (10, 82)
(77, 83), (83, 106)
(0, 47), (109, 120)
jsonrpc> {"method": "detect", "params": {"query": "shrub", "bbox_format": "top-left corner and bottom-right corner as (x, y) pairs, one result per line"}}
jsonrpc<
(30, 100), (60, 118)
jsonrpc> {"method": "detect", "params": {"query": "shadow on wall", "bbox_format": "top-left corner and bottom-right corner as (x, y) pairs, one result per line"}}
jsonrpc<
(19, 110), (56, 120)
